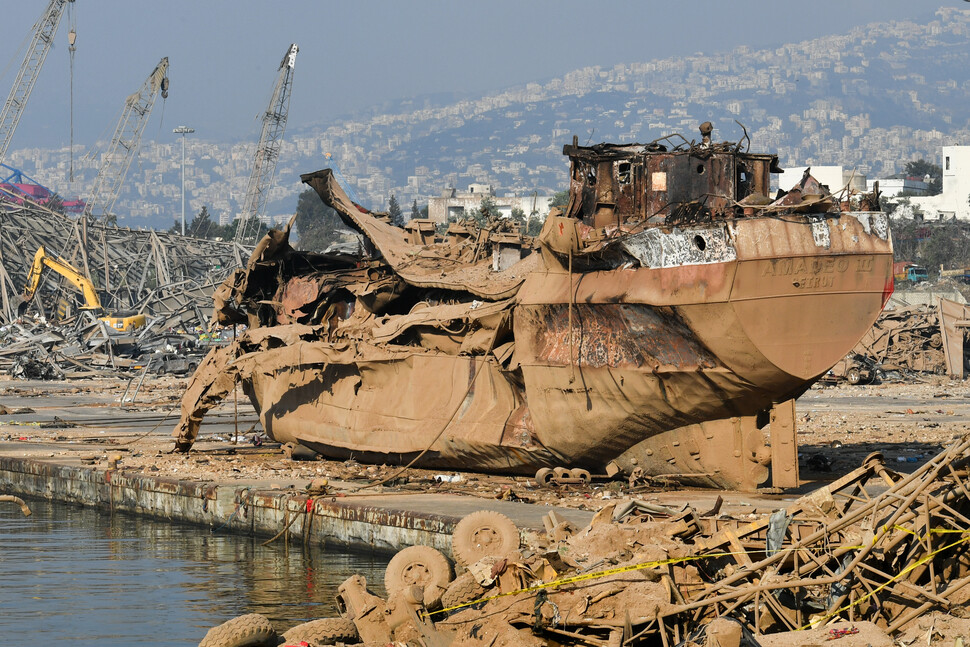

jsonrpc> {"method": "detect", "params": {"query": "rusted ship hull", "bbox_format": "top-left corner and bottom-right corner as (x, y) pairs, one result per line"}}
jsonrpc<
(514, 213), (892, 485)
(214, 213), (891, 484)
(175, 127), (893, 489)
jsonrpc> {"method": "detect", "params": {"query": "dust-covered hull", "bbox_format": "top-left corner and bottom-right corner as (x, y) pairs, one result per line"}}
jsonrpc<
(175, 127), (892, 489)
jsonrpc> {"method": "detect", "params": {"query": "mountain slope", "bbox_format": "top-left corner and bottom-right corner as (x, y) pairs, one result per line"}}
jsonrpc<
(9, 6), (969, 227)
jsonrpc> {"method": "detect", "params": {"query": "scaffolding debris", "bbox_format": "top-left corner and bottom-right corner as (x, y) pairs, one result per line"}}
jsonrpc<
(199, 434), (970, 647)
(0, 202), (248, 326)
(0, 202), (250, 378)
(834, 297), (970, 382)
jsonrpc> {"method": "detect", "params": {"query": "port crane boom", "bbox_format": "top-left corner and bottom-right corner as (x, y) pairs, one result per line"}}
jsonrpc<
(0, 0), (74, 164)
(235, 43), (298, 243)
(83, 57), (169, 219)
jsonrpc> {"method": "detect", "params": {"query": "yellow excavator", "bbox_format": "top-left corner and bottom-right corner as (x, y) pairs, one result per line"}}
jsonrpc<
(20, 246), (146, 331)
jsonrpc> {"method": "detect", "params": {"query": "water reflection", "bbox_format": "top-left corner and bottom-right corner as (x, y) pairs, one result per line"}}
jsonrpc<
(0, 497), (388, 646)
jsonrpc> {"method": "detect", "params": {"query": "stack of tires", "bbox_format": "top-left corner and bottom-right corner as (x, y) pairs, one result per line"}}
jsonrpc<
(196, 510), (522, 647)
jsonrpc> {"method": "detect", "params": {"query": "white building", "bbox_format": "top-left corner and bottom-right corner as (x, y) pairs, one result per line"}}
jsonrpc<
(427, 184), (554, 225)
(910, 146), (970, 220)
(865, 177), (930, 198)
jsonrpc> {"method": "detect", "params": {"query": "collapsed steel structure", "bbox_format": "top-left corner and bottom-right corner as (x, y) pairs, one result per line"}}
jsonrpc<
(0, 201), (250, 327)
(647, 439), (970, 642)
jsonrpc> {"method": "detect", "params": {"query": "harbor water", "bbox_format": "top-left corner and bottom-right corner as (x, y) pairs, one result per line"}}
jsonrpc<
(0, 496), (389, 646)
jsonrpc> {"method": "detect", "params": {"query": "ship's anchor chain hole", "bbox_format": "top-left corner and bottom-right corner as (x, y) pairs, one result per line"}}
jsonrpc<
(693, 235), (707, 251)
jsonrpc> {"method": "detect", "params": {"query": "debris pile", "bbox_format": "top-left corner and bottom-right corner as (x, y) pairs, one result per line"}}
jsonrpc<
(0, 202), (249, 327)
(200, 436), (970, 647)
(0, 315), (229, 379)
(852, 305), (946, 376)
(0, 200), (256, 379)
(840, 297), (970, 382)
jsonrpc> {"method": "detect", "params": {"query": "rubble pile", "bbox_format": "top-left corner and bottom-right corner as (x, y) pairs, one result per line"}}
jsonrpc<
(0, 202), (253, 379)
(852, 304), (947, 376)
(0, 202), (249, 326)
(199, 436), (970, 647)
(829, 298), (970, 384)
(0, 315), (231, 379)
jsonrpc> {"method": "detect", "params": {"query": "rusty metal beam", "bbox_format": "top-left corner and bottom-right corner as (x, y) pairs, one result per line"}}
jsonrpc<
(770, 399), (799, 488)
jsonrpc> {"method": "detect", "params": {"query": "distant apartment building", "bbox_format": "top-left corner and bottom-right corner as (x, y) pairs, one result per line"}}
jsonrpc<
(865, 177), (930, 198)
(909, 146), (970, 220)
(427, 183), (554, 225)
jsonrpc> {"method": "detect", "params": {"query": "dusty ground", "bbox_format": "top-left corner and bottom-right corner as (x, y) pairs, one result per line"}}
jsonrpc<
(2, 374), (969, 643)
(1, 375), (969, 507)
(795, 377), (969, 479)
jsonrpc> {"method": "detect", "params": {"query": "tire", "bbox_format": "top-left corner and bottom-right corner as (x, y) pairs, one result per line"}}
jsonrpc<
(846, 367), (862, 385)
(440, 571), (487, 611)
(569, 468), (591, 484)
(451, 510), (520, 567)
(198, 613), (276, 647)
(384, 545), (453, 608)
(535, 468), (554, 486)
(281, 617), (358, 645)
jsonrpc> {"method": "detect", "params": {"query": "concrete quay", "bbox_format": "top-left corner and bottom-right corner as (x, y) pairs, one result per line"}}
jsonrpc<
(0, 454), (594, 556)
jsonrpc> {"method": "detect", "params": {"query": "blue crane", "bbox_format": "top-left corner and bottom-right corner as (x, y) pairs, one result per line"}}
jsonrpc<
(0, 162), (84, 213)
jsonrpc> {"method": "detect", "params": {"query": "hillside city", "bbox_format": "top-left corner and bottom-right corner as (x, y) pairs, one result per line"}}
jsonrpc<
(5, 6), (970, 646)
(3, 6), (969, 231)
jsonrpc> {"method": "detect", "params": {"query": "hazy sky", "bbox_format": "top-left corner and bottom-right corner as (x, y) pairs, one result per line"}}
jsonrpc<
(0, 1), (946, 151)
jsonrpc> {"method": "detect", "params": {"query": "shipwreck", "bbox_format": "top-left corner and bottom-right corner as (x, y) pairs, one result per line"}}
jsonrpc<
(174, 124), (893, 490)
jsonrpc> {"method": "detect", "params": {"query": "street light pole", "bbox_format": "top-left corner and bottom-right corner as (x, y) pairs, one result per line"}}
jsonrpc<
(173, 126), (195, 235)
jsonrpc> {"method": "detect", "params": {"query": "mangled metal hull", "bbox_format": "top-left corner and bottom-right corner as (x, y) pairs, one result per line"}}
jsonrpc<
(175, 126), (893, 489)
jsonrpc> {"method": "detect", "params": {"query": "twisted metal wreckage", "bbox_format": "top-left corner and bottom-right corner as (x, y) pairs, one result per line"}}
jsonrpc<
(0, 202), (249, 324)
(174, 125), (894, 490)
(201, 437), (970, 647)
(345, 438), (970, 646)
(835, 299), (970, 383)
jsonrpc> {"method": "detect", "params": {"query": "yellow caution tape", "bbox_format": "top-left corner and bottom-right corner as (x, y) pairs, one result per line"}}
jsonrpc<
(798, 531), (970, 630)
(429, 526), (970, 622)
(426, 550), (747, 618)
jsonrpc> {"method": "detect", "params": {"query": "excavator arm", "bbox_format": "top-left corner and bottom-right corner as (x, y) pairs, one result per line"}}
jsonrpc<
(22, 247), (46, 302)
(22, 246), (102, 310)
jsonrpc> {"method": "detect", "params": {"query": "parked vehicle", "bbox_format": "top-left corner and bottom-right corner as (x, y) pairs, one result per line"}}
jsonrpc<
(940, 266), (970, 283)
(151, 353), (202, 376)
(823, 353), (883, 385)
(893, 261), (928, 283)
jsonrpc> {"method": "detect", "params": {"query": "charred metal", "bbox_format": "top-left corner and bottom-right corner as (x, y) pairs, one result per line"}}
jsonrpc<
(174, 125), (893, 491)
